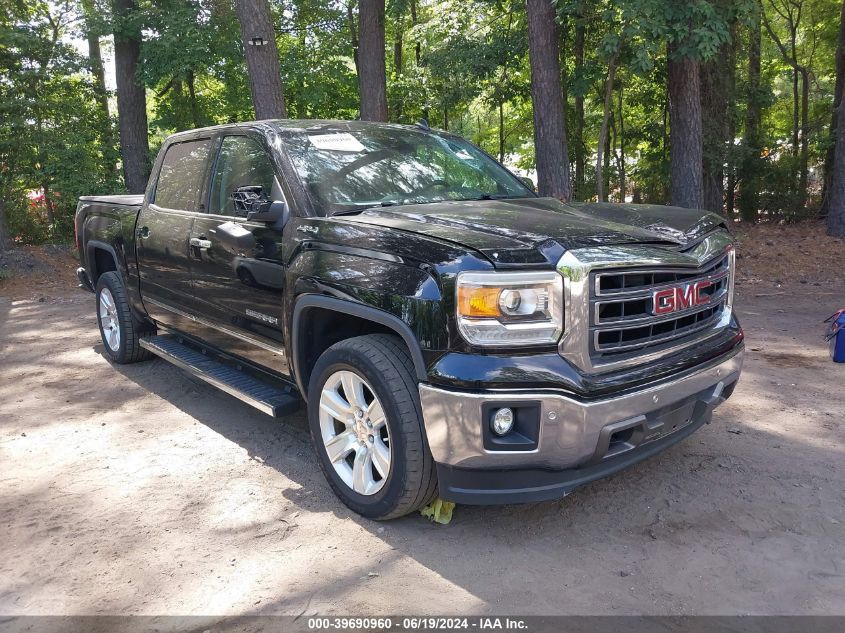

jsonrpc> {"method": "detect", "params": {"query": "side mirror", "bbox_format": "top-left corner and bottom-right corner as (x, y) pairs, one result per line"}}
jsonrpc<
(248, 199), (289, 224)
(232, 185), (289, 224)
(232, 185), (264, 214)
(519, 176), (535, 192)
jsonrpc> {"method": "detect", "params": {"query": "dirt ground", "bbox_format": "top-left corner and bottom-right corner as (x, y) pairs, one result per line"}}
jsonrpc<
(1, 223), (844, 617)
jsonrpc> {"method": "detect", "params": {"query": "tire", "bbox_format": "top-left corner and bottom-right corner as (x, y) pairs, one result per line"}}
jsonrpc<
(95, 271), (155, 364)
(307, 334), (438, 520)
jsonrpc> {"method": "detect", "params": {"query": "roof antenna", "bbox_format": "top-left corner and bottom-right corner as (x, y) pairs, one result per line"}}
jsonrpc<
(415, 118), (430, 130)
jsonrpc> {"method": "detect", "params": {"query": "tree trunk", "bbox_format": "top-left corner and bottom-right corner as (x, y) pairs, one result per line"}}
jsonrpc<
(828, 79), (845, 237)
(725, 25), (739, 219)
(798, 67), (809, 207)
(358, 0), (388, 122)
(822, 0), (845, 215)
(499, 99), (505, 163)
(113, 0), (150, 194)
(393, 13), (403, 120)
(187, 70), (201, 128)
(632, 186), (642, 204)
(525, 0), (571, 200)
(393, 35), (402, 75)
(788, 10), (799, 165)
(617, 83), (626, 203)
(82, 0), (115, 175)
(726, 89), (737, 219)
(726, 160), (737, 218)
(234, 0), (286, 120)
(610, 117), (617, 200)
(410, 0), (424, 121)
(346, 1), (360, 77)
(604, 122), (611, 198)
(700, 41), (732, 214)
(791, 67), (799, 159)
(410, 0), (421, 65)
(738, 10), (762, 223)
(83, 0), (109, 121)
(667, 41), (703, 209)
(763, 6), (805, 198)
(559, 18), (568, 134)
(595, 56), (617, 202)
(393, 20), (403, 75)
(0, 200), (11, 252)
(573, 19), (585, 200)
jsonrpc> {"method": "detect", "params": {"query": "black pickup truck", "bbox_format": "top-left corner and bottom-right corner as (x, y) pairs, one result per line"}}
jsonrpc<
(75, 120), (744, 519)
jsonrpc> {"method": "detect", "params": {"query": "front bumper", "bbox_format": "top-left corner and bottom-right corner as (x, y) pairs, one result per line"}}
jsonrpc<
(419, 345), (743, 505)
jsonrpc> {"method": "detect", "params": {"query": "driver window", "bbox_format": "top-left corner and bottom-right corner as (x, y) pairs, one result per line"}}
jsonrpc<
(209, 136), (277, 216)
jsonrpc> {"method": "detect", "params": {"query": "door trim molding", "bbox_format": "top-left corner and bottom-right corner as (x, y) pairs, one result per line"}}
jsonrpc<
(144, 297), (286, 356)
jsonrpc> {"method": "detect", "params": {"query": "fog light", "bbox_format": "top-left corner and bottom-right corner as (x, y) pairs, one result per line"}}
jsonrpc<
(491, 407), (514, 436)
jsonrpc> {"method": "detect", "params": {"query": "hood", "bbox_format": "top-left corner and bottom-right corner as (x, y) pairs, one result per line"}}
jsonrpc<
(343, 197), (726, 266)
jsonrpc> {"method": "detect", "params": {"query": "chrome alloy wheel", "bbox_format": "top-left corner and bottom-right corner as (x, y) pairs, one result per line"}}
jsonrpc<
(99, 288), (121, 352)
(318, 370), (391, 496)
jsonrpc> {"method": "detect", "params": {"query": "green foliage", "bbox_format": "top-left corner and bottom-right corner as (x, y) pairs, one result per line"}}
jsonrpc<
(276, 0), (360, 120)
(1, 0), (842, 245)
(0, 0), (121, 244)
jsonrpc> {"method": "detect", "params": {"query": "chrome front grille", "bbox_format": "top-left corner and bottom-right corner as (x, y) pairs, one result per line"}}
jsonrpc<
(556, 231), (736, 374)
(590, 253), (730, 359)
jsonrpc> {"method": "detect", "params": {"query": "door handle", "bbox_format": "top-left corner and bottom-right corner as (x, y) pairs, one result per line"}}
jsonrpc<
(190, 237), (212, 249)
(137, 226), (150, 239)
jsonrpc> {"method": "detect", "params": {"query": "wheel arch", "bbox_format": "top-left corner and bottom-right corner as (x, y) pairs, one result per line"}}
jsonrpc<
(86, 240), (121, 284)
(88, 240), (152, 328)
(291, 295), (428, 396)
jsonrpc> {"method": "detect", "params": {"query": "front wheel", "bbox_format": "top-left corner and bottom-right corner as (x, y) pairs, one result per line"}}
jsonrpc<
(307, 334), (437, 520)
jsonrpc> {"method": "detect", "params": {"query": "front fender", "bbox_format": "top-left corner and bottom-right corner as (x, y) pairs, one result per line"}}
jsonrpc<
(285, 247), (450, 393)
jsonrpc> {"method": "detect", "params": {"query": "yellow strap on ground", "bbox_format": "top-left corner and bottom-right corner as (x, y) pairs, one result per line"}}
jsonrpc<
(420, 498), (456, 524)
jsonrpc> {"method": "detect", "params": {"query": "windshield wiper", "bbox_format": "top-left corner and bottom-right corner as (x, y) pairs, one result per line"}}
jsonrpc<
(330, 195), (513, 216)
(329, 201), (397, 217)
(455, 194), (512, 201)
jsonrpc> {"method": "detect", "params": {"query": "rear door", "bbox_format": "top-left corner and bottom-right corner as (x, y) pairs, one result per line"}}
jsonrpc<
(136, 137), (212, 325)
(187, 133), (290, 373)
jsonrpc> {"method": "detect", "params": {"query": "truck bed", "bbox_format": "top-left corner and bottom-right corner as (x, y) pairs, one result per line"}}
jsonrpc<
(78, 194), (144, 207)
(75, 194), (145, 293)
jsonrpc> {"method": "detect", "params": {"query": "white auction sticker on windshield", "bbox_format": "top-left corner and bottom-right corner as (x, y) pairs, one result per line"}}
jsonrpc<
(308, 132), (365, 152)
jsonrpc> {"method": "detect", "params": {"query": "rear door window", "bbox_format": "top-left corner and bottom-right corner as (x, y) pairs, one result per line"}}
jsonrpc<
(154, 139), (212, 211)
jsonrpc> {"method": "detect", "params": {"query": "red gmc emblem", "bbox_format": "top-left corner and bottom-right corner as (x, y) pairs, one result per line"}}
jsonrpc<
(652, 281), (713, 315)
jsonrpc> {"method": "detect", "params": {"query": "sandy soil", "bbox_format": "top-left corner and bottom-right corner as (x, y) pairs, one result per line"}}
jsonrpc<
(0, 227), (844, 617)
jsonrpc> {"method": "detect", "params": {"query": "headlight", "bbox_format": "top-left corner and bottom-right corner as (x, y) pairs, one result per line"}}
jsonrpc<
(456, 270), (563, 346)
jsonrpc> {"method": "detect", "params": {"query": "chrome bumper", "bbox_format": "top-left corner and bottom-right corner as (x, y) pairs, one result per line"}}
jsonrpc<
(419, 347), (743, 471)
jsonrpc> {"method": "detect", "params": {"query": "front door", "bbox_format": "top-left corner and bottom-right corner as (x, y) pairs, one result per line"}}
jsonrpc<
(188, 134), (290, 374)
(136, 137), (212, 327)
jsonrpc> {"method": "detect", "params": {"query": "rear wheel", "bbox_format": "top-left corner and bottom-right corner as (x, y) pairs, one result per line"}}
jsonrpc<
(307, 334), (437, 520)
(95, 271), (154, 364)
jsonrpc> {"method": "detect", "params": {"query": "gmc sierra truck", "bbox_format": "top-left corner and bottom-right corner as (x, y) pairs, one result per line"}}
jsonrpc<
(75, 120), (744, 519)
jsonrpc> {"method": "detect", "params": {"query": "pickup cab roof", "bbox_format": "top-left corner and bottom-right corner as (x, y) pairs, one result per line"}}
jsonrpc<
(162, 119), (443, 142)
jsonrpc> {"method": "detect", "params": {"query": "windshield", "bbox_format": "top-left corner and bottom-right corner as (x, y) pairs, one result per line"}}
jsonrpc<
(284, 125), (533, 216)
